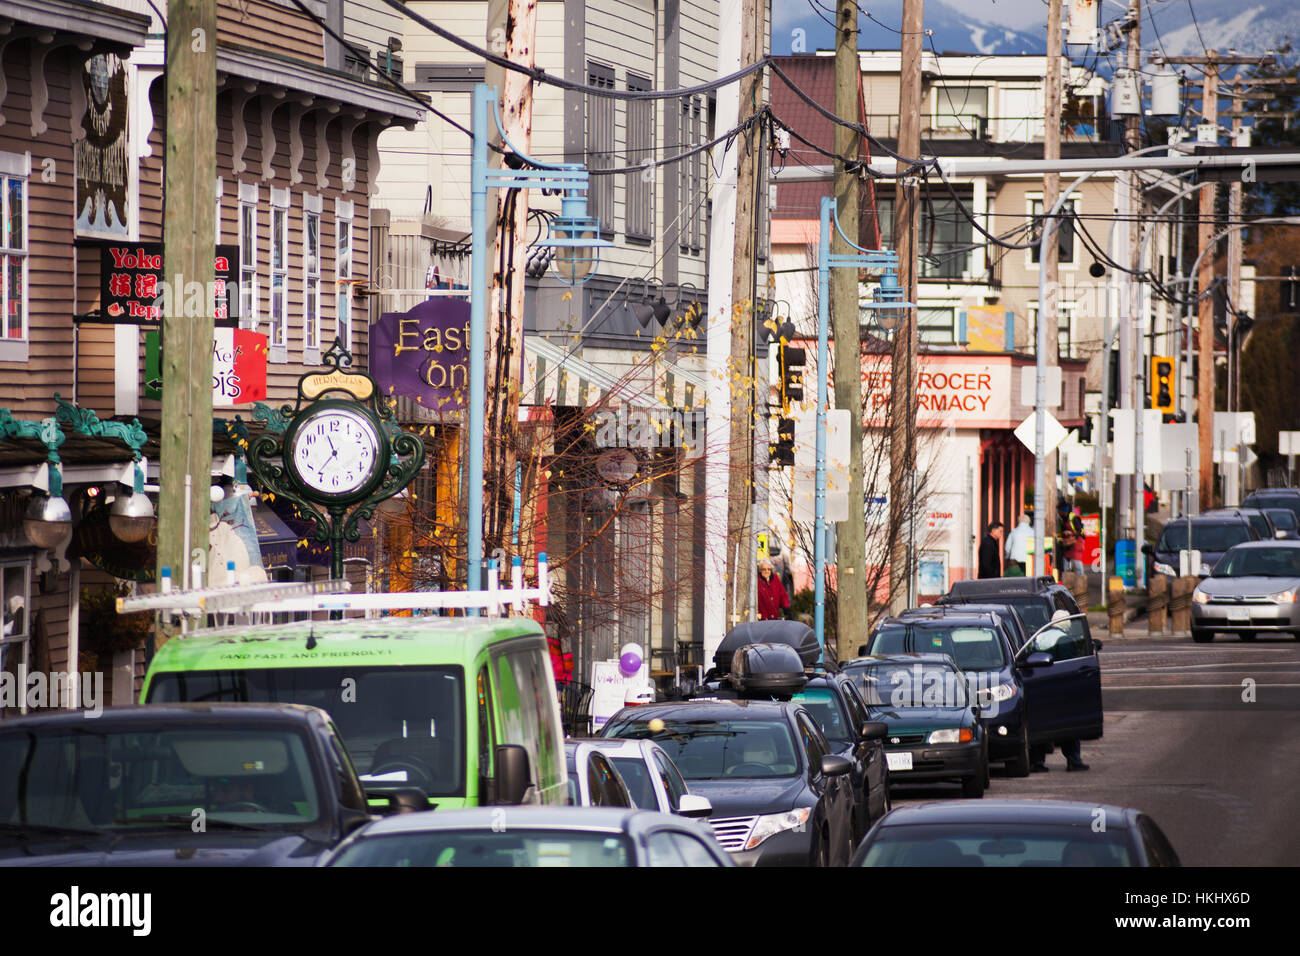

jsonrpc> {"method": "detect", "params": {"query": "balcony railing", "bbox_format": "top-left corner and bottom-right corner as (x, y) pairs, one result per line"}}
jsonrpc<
(863, 114), (1109, 144)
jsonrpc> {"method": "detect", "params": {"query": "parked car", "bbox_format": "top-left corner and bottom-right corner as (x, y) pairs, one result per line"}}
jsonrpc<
(601, 698), (857, 866)
(582, 738), (712, 818)
(1243, 488), (1300, 527)
(939, 575), (1083, 639)
(564, 740), (634, 808)
(1201, 507), (1280, 541)
(0, 703), (381, 866)
(840, 653), (989, 798)
(851, 800), (1181, 867)
(144, 616), (566, 809)
(862, 606), (1032, 776)
(791, 672), (891, 839)
(1191, 540), (1300, 642)
(322, 806), (733, 867)
(1262, 507), (1300, 540)
(1145, 514), (1258, 578)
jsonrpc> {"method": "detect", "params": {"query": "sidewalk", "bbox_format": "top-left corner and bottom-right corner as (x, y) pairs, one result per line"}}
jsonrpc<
(1085, 609), (1190, 641)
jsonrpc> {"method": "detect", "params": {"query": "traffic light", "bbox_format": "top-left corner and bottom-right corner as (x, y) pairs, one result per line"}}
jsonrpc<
(778, 341), (805, 407)
(769, 416), (795, 467)
(1150, 356), (1175, 415)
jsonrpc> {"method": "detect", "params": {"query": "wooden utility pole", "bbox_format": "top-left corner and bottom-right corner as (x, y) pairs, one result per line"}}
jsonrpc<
(832, 1), (867, 649)
(724, 0), (763, 624)
(156, 0), (217, 644)
(1043, 0), (1062, 547)
(483, 0), (538, 567)
(1117, 1), (1140, 545)
(889, 0), (922, 613)
(1198, 52), (1219, 509)
(1228, 79), (1243, 419)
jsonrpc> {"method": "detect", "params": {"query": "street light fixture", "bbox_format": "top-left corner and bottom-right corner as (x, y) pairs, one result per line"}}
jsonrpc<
(109, 460), (155, 544)
(23, 492), (72, 551)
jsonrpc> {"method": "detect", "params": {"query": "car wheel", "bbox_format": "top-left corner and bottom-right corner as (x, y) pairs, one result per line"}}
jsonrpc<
(962, 769), (986, 799)
(1006, 730), (1032, 778)
(1192, 628), (1214, 643)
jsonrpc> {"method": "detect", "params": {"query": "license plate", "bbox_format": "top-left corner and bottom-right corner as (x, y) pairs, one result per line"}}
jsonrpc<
(886, 752), (913, 772)
(1227, 608), (1250, 623)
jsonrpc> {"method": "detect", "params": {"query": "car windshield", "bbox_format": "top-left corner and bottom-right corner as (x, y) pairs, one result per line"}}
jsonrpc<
(330, 829), (634, 867)
(601, 716), (800, 779)
(0, 725), (322, 831)
(1157, 522), (1253, 553)
(1266, 509), (1299, 532)
(858, 824), (1133, 866)
(1211, 547), (1300, 578)
(790, 687), (849, 741)
(844, 662), (968, 708)
(609, 757), (658, 810)
(147, 666), (465, 798)
(868, 624), (1006, 670)
(1246, 496), (1300, 522)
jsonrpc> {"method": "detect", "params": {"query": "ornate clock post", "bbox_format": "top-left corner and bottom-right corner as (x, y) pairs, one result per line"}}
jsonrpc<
(247, 341), (425, 581)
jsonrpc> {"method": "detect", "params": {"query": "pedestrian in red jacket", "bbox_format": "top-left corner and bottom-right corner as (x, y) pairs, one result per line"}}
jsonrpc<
(757, 559), (790, 620)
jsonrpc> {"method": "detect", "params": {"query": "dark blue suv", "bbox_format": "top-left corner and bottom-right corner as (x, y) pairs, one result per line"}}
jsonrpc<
(862, 607), (1033, 777)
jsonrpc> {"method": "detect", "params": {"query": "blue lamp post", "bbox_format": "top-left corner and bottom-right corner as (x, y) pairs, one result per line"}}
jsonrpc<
(469, 84), (610, 598)
(814, 195), (913, 650)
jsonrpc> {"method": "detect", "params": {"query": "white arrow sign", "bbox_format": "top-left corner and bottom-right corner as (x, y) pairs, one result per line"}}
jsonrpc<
(1014, 411), (1068, 456)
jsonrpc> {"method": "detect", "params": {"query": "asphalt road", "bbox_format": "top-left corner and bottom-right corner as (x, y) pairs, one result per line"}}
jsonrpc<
(888, 635), (1300, 866)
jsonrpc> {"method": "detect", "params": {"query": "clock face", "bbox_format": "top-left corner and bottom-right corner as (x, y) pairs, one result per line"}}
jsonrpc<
(289, 406), (382, 498)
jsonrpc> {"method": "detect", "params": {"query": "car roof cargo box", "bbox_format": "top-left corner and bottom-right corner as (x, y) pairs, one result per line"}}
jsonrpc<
(728, 643), (808, 699)
(714, 620), (820, 671)
(945, 576), (1056, 599)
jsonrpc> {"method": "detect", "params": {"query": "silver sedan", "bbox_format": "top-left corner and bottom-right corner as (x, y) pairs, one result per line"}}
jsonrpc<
(1191, 541), (1300, 643)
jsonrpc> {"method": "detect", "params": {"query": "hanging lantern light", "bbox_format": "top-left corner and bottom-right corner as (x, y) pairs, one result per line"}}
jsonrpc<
(539, 188), (611, 285)
(109, 461), (155, 543)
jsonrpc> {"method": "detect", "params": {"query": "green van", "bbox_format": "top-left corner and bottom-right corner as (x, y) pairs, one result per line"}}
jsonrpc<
(141, 616), (566, 810)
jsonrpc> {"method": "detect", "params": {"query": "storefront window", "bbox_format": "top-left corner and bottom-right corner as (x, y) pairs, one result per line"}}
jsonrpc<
(1, 562), (30, 677)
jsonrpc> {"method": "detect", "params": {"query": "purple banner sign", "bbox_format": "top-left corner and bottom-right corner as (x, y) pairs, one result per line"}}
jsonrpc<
(372, 298), (471, 411)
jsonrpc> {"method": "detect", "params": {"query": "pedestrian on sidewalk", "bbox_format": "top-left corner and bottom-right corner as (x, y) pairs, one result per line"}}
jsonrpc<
(757, 559), (790, 621)
(1005, 513), (1032, 575)
(978, 521), (1005, 578)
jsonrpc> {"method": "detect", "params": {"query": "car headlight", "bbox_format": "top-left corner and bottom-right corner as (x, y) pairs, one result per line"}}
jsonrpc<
(1192, 589), (1210, 605)
(1271, 588), (1297, 604)
(927, 728), (974, 744)
(744, 807), (812, 850)
(1154, 562), (1178, 576)
(986, 682), (1016, 703)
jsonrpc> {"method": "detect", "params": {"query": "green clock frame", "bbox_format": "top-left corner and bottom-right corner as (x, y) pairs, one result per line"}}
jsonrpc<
(246, 340), (425, 581)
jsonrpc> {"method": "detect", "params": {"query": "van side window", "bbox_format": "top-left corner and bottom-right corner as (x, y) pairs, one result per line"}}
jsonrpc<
(477, 666), (495, 796)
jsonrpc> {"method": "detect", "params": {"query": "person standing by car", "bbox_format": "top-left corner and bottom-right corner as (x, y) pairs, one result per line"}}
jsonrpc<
(1058, 502), (1086, 575)
(978, 522), (1005, 578)
(1005, 513), (1032, 575)
(757, 559), (790, 620)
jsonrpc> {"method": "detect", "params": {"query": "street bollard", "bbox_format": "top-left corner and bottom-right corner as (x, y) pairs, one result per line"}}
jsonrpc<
(1070, 570), (1089, 608)
(1169, 576), (1194, 636)
(1148, 574), (1168, 634)
(1060, 570), (1075, 595)
(1108, 576), (1126, 637)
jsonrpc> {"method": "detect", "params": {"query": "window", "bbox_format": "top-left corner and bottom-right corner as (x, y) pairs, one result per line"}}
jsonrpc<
(303, 194), (322, 351)
(215, 178), (222, 243)
(586, 63), (616, 234)
(920, 197), (974, 279)
(1029, 301), (1077, 359)
(269, 188), (289, 350)
(678, 95), (705, 254)
(336, 199), (353, 351)
(1, 165), (27, 342)
(476, 666), (495, 796)
(919, 307), (957, 345)
(796, 713), (827, 773)
(653, 750), (687, 811)
(237, 183), (258, 330)
(933, 86), (989, 136)
(1, 561), (30, 681)
(625, 74), (653, 241)
(1029, 198), (1076, 264)
(343, 47), (370, 80)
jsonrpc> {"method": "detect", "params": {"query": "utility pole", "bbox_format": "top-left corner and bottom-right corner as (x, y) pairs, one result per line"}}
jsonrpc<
(724, 0), (763, 625)
(156, 0), (217, 645)
(832, 0), (867, 652)
(1121, 1), (1141, 564)
(889, 0), (922, 613)
(1228, 78), (1243, 415)
(1043, 0), (1062, 557)
(483, 0), (538, 577)
(1198, 53), (1219, 510)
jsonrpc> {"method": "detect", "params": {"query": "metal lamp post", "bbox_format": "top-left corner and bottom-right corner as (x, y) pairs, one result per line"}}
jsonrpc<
(469, 84), (610, 597)
(814, 196), (913, 651)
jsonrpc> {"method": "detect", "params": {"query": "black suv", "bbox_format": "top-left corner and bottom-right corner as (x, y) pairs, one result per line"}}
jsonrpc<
(861, 606), (1033, 776)
(1243, 488), (1300, 528)
(939, 575), (1083, 637)
(0, 703), (384, 866)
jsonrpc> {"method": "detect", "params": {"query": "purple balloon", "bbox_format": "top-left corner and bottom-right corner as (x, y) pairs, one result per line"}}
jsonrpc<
(619, 652), (642, 676)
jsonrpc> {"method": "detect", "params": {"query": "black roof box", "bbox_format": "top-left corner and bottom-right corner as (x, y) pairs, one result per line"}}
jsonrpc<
(714, 620), (820, 671)
(944, 576), (1056, 599)
(728, 643), (808, 699)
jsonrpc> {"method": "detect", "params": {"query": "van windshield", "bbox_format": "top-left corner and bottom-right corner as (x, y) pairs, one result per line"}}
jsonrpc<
(147, 666), (465, 798)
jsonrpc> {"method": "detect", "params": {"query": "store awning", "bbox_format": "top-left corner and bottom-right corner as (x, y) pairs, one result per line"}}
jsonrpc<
(250, 506), (298, 572)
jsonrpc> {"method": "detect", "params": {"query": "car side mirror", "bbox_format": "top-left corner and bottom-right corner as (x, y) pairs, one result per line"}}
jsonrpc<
(1022, 652), (1054, 669)
(1093, 638), (1103, 652)
(820, 754), (852, 777)
(340, 807), (373, 833)
(860, 721), (888, 740)
(363, 787), (428, 815)
(677, 794), (713, 818)
(494, 744), (533, 805)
